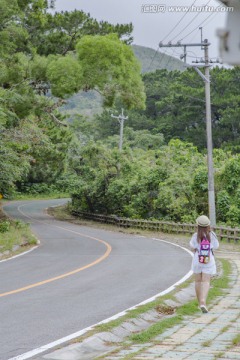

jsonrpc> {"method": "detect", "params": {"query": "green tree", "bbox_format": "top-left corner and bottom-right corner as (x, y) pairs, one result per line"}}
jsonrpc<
(46, 55), (83, 98)
(75, 34), (146, 109)
(0, 0), (142, 196)
(135, 67), (240, 151)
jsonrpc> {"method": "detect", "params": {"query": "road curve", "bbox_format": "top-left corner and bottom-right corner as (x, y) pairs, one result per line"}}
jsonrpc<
(1, 199), (192, 360)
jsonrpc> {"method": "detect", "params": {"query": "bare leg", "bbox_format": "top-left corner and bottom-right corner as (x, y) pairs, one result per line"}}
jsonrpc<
(200, 273), (211, 307)
(194, 273), (202, 305)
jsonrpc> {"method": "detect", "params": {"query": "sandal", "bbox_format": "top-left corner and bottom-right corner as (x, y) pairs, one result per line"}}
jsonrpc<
(200, 305), (208, 313)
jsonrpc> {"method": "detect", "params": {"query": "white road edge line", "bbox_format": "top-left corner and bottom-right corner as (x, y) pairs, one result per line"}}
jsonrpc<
(8, 238), (193, 360)
(0, 246), (39, 264)
(0, 200), (68, 264)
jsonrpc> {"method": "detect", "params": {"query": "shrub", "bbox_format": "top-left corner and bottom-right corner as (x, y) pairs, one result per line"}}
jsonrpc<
(0, 221), (11, 233)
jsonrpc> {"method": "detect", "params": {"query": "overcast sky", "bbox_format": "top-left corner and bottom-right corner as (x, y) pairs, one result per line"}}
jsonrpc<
(52, 0), (229, 62)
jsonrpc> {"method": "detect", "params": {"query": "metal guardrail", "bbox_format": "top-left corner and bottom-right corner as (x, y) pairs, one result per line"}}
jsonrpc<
(71, 210), (240, 243)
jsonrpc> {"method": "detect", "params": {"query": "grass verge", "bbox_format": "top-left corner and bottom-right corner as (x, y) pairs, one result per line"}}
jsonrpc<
(0, 220), (37, 254)
(93, 276), (193, 334)
(12, 192), (70, 200)
(0, 203), (37, 256)
(128, 258), (231, 343)
(232, 332), (240, 346)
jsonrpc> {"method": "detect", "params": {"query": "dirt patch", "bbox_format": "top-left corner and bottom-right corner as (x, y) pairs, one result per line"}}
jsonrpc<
(156, 305), (176, 315)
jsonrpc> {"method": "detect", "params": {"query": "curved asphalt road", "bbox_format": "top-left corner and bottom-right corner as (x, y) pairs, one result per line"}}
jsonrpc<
(1, 199), (192, 360)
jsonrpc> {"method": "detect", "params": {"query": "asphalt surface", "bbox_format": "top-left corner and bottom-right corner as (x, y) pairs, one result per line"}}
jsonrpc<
(1, 199), (192, 360)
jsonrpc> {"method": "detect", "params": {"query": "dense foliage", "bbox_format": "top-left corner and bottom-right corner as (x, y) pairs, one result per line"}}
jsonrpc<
(1, 0), (239, 227)
(0, 0), (144, 196)
(68, 67), (240, 226)
(69, 138), (240, 226)
(92, 67), (240, 151)
(141, 67), (240, 151)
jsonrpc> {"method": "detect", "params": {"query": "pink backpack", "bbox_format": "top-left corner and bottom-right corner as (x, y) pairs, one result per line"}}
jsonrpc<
(199, 237), (211, 264)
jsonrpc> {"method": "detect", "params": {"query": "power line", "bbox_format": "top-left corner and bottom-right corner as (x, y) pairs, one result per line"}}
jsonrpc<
(171, 12), (202, 42)
(146, 46), (161, 73)
(146, 46), (176, 73)
(147, 0), (216, 72)
(165, 48), (181, 70)
(180, 12), (217, 42)
(170, 0), (212, 42)
(160, 0), (198, 43)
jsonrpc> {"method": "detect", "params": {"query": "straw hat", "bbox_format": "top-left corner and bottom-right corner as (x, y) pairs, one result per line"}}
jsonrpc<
(196, 215), (210, 227)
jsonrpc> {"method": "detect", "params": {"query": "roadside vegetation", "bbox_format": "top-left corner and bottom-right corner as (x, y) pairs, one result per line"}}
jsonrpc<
(1, 1), (240, 252)
(0, 207), (37, 257)
(128, 259), (231, 343)
(63, 255), (231, 350)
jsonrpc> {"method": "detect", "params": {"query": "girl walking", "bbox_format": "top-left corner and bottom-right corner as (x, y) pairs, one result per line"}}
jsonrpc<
(190, 215), (219, 313)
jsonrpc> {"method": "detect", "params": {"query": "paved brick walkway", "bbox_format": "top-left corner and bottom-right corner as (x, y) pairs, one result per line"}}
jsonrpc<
(103, 258), (240, 360)
(38, 252), (240, 360)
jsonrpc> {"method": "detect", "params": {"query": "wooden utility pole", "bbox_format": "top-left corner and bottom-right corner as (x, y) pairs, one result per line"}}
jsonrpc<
(159, 39), (216, 226)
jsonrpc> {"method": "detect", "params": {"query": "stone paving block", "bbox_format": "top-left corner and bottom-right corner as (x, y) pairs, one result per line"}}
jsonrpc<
(133, 357), (159, 360)
(201, 341), (231, 351)
(189, 330), (219, 342)
(216, 331), (240, 341)
(154, 325), (183, 341)
(175, 341), (204, 352)
(164, 299), (180, 308)
(42, 337), (116, 360)
(110, 348), (140, 357)
(159, 338), (182, 346)
(192, 315), (216, 324)
(217, 300), (237, 308)
(220, 309), (240, 315)
(121, 321), (141, 333)
(154, 350), (193, 358)
(231, 302), (240, 309)
(143, 344), (175, 353)
(165, 331), (195, 343)
(216, 352), (240, 359)
(96, 332), (121, 343)
(193, 349), (225, 355)
(213, 315), (237, 323)
(204, 324), (225, 332)
(232, 324), (240, 332)
(181, 321), (206, 331)
(186, 353), (215, 360)
(111, 325), (131, 339)
(140, 310), (162, 322)
(179, 327), (199, 336)
(104, 357), (128, 360)
(175, 285), (195, 304)
(131, 318), (152, 330)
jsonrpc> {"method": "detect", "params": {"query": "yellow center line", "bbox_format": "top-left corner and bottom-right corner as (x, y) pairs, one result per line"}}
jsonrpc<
(0, 205), (112, 298)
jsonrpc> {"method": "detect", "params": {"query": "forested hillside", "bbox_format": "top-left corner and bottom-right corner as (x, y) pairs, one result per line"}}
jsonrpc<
(1, 0), (240, 227)
(0, 0), (144, 194)
(66, 66), (240, 226)
(60, 44), (185, 118)
(132, 44), (186, 73)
